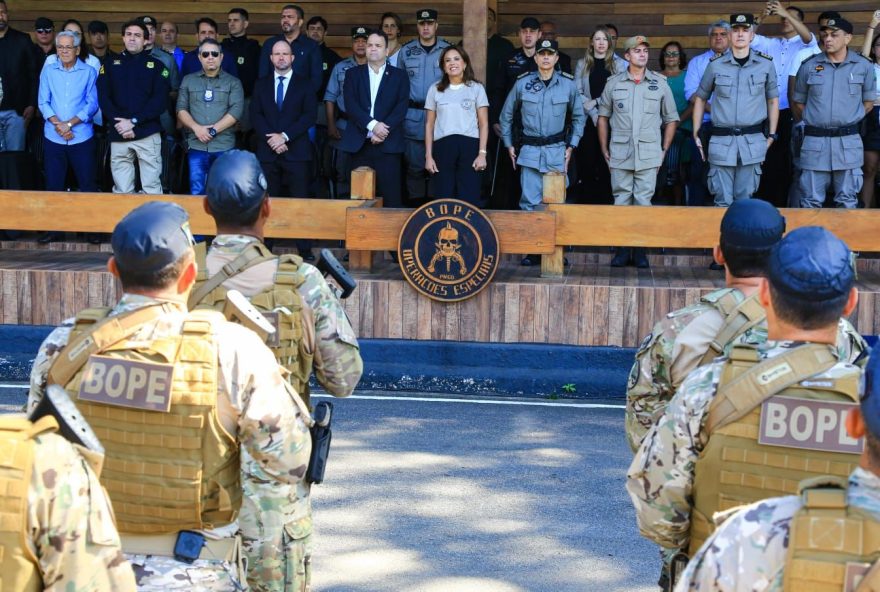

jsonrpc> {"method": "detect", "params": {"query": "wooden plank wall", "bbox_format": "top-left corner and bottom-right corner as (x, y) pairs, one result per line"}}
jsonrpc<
(9, 1), (879, 60)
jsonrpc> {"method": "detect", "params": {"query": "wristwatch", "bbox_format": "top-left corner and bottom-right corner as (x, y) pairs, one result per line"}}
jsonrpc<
(208, 127), (217, 137)
(131, 117), (138, 126)
(768, 132), (779, 141)
(65, 121), (72, 130)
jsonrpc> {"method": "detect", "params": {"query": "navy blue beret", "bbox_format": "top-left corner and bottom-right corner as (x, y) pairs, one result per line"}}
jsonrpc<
(767, 226), (855, 301)
(720, 199), (785, 250)
(205, 150), (268, 217)
(111, 201), (194, 273)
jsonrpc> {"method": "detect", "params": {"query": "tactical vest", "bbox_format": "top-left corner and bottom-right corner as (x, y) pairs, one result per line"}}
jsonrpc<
(190, 242), (314, 405)
(689, 343), (862, 556)
(784, 476), (880, 592)
(50, 305), (241, 534)
(0, 416), (58, 592)
(695, 289), (766, 367)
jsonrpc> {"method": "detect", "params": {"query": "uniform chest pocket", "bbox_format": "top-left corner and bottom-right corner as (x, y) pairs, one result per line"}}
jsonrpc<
(551, 95), (568, 117)
(749, 75), (766, 96)
(714, 74), (733, 98)
(612, 88), (630, 111)
(643, 96), (659, 114)
(806, 73), (824, 86)
(520, 93), (541, 128)
(850, 73), (866, 95)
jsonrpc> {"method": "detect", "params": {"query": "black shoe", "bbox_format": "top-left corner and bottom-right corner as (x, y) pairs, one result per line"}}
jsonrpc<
(520, 254), (540, 266)
(300, 249), (316, 262)
(388, 251), (399, 264)
(37, 232), (61, 244)
(610, 248), (632, 267)
(87, 233), (103, 245)
(709, 261), (724, 271)
(633, 248), (650, 269)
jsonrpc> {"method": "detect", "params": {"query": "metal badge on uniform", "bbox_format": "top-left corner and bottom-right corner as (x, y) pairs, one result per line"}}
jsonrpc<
(203, 89), (214, 102)
(816, 65), (824, 72)
(758, 395), (864, 454)
(78, 355), (175, 413)
(237, 56), (245, 65)
(531, 82), (544, 92)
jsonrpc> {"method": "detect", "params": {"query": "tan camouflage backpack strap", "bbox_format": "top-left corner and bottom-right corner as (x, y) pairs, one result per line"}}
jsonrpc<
(187, 241), (278, 309)
(697, 294), (767, 367)
(706, 343), (839, 434)
(784, 476), (880, 592)
(46, 303), (176, 388)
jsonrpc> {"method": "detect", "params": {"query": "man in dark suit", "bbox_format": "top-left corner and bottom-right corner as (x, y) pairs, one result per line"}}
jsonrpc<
(338, 31), (410, 208)
(250, 39), (317, 259)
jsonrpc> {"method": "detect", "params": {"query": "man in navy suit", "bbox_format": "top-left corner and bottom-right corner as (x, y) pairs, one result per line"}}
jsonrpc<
(250, 39), (317, 258)
(338, 31), (410, 208)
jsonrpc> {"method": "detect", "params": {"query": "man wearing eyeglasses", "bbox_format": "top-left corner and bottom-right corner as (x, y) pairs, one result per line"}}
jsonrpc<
(0, 0), (38, 153)
(177, 39), (244, 195)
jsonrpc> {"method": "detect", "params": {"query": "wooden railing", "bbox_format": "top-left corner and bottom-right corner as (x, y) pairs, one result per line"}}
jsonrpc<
(3, 166), (880, 278)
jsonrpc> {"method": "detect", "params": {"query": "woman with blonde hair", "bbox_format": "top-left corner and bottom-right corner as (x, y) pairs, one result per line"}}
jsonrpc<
(572, 25), (619, 203)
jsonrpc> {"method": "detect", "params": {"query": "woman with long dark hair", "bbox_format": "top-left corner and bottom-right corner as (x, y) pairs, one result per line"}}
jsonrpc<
(657, 41), (690, 204)
(424, 46), (489, 205)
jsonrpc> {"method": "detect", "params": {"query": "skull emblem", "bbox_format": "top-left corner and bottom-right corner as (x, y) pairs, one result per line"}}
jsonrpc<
(428, 221), (468, 275)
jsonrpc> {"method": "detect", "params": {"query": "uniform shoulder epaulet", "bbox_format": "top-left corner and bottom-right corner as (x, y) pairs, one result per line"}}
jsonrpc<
(560, 71), (574, 80)
(650, 70), (667, 81)
(755, 50), (772, 61)
(516, 71), (531, 80)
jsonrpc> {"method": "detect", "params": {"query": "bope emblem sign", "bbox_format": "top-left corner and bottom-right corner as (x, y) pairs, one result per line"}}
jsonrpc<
(398, 199), (500, 302)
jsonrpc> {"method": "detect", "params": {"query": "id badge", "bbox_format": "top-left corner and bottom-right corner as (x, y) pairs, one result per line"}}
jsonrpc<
(204, 89), (214, 102)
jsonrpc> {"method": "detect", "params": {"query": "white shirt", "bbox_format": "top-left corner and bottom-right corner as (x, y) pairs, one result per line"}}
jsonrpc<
(274, 69), (293, 102)
(387, 48), (401, 69)
(752, 33), (818, 109)
(684, 49), (716, 123)
(788, 45), (822, 78)
(366, 62), (386, 134)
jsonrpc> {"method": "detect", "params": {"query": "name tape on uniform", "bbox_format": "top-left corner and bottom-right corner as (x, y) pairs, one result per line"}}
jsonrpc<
(78, 355), (174, 412)
(758, 395), (863, 454)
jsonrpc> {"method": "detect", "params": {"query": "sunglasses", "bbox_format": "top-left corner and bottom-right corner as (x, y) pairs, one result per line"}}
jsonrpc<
(36, 28), (54, 34)
(664, 51), (680, 56)
(200, 50), (220, 58)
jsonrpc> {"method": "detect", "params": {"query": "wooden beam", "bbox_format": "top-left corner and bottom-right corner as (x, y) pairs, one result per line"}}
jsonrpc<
(346, 208), (557, 254)
(540, 172), (567, 278)
(462, 0), (488, 82)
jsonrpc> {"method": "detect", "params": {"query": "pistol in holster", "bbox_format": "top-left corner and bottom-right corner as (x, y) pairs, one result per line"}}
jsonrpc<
(306, 401), (333, 484)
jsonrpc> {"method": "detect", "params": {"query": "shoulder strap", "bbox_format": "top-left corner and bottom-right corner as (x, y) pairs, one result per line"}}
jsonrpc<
(698, 295), (767, 367)
(706, 343), (839, 434)
(46, 303), (175, 388)
(187, 241), (278, 309)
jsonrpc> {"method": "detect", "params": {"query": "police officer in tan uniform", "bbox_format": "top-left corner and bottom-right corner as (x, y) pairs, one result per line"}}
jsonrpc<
(692, 13), (779, 208)
(26, 201), (314, 591)
(598, 35), (679, 268)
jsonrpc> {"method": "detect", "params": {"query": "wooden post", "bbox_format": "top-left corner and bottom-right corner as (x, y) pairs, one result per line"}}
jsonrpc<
(462, 0), (488, 83)
(541, 171), (566, 278)
(349, 167), (376, 272)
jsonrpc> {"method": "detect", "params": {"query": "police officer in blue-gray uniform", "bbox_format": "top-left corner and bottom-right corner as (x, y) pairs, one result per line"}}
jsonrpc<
(400, 9), (450, 202)
(793, 17), (876, 209)
(500, 39), (586, 215)
(692, 13), (779, 207)
(324, 26), (369, 198)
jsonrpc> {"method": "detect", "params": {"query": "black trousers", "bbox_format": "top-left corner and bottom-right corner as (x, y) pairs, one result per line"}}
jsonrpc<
(261, 158), (313, 252)
(572, 119), (612, 204)
(432, 135), (483, 206)
(351, 143), (403, 208)
(756, 108), (792, 208)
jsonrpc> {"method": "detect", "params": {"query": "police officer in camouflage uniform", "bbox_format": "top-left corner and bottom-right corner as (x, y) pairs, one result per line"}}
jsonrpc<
(793, 17), (876, 208)
(598, 35), (679, 268)
(693, 13), (779, 207)
(500, 39), (585, 215)
(628, 226), (867, 591)
(27, 201), (314, 592)
(677, 338), (880, 592)
(0, 413), (136, 591)
(324, 26), (369, 198)
(401, 9), (450, 202)
(625, 199), (866, 453)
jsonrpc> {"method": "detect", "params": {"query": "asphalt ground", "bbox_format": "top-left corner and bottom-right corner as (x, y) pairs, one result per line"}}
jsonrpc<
(2, 384), (657, 592)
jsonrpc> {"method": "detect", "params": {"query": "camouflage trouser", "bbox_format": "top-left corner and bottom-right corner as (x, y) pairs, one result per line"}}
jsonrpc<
(243, 530), (312, 592)
(129, 554), (245, 591)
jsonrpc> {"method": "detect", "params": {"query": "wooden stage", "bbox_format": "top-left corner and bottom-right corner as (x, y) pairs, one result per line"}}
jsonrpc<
(4, 239), (880, 348)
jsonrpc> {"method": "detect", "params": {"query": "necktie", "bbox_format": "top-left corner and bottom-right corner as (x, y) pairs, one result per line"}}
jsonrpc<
(276, 76), (284, 110)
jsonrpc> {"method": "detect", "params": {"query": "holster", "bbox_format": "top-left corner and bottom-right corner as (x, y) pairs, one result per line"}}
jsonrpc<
(306, 401), (333, 484)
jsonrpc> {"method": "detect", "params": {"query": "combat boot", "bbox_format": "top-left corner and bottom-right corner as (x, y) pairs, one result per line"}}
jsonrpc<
(633, 248), (650, 269)
(610, 247), (631, 267)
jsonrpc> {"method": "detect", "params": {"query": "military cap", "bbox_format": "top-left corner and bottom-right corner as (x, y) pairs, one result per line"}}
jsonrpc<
(88, 20), (109, 34)
(520, 17), (541, 30)
(205, 150), (268, 217)
(719, 199), (785, 250)
(767, 226), (855, 302)
(34, 17), (54, 31)
(351, 26), (370, 39)
(112, 202), (195, 273)
(416, 9), (438, 22)
(137, 15), (158, 28)
(536, 39), (559, 54)
(730, 13), (755, 28)
(622, 35), (650, 51)
(821, 17), (853, 34)
(860, 341), (880, 438)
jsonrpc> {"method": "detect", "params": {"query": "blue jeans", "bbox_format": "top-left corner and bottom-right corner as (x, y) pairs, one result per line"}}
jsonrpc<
(0, 110), (26, 151)
(188, 149), (227, 195)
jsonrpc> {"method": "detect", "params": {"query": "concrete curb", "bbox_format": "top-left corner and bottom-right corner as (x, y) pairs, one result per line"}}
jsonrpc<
(0, 325), (633, 398)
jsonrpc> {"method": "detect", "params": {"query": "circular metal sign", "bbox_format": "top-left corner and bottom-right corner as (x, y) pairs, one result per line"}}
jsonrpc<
(397, 199), (500, 302)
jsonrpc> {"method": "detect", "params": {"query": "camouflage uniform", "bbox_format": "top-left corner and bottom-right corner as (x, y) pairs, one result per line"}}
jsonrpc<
(20, 424), (136, 590)
(625, 288), (867, 452)
(27, 294), (313, 592)
(674, 467), (880, 592)
(626, 340), (864, 562)
(205, 234), (362, 397)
